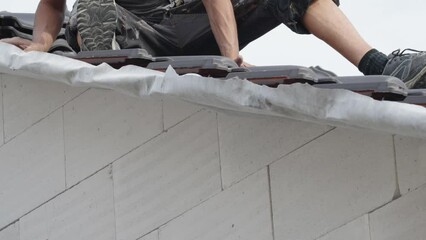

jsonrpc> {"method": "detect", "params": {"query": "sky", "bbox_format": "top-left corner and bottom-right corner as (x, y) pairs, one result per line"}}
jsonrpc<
(2, 0), (425, 76)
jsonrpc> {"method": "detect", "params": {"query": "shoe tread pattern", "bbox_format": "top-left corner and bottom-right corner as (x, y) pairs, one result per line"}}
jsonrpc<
(76, 0), (117, 51)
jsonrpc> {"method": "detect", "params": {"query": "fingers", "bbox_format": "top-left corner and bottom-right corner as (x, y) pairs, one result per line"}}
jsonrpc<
(1, 37), (49, 52)
(241, 61), (255, 67)
(1, 37), (32, 50)
(1, 37), (31, 46)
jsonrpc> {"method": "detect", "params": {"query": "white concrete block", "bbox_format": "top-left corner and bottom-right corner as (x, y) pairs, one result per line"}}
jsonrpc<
(163, 96), (202, 129)
(218, 112), (332, 188)
(20, 167), (115, 240)
(0, 75), (4, 146)
(64, 88), (163, 186)
(317, 215), (370, 240)
(0, 222), (19, 240)
(113, 111), (221, 240)
(394, 136), (426, 195)
(159, 169), (273, 240)
(370, 185), (426, 240)
(138, 230), (158, 240)
(2, 74), (86, 141)
(270, 128), (396, 240)
(0, 110), (65, 229)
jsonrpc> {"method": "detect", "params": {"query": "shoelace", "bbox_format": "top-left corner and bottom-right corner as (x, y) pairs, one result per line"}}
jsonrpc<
(391, 48), (424, 57)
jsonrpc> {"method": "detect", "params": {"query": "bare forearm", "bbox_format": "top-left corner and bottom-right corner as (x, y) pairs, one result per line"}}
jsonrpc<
(202, 0), (239, 60)
(33, 0), (66, 51)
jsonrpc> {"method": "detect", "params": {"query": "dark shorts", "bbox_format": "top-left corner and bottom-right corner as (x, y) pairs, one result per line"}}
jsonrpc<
(267, 0), (340, 34)
(67, 0), (340, 55)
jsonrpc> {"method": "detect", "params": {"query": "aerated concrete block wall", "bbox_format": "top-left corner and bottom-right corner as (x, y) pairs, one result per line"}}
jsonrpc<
(0, 73), (425, 240)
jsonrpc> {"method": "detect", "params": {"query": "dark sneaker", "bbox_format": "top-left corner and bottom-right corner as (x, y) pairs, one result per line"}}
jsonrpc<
(76, 0), (119, 51)
(382, 49), (426, 89)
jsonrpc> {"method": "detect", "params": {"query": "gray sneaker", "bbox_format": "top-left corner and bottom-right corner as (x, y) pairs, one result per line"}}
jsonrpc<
(382, 49), (426, 89)
(76, 0), (119, 51)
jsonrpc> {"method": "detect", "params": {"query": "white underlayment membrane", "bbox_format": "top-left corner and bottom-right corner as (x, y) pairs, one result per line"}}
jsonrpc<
(1, 42), (425, 139)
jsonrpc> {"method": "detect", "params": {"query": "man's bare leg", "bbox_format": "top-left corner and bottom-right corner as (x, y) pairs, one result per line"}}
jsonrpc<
(302, 0), (426, 88)
(302, 0), (372, 67)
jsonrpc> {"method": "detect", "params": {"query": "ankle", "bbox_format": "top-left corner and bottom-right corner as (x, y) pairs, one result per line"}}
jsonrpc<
(358, 49), (388, 75)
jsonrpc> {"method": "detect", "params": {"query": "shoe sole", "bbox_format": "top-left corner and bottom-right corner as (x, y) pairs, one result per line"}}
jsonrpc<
(404, 65), (426, 89)
(76, 0), (117, 51)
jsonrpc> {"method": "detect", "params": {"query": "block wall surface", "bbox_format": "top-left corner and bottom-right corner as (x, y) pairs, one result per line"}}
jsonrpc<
(0, 75), (4, 147)
(0, 74), (425, 240)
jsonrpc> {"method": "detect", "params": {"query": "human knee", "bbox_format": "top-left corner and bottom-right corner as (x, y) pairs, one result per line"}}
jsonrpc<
(267, 0), (339, 34)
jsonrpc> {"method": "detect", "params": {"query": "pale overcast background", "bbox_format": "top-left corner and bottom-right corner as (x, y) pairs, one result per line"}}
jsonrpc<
(2, 0), (425, 75)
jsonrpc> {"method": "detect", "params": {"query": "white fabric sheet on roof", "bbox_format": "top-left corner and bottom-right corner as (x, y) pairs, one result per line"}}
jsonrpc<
(1, 42), (425, 139)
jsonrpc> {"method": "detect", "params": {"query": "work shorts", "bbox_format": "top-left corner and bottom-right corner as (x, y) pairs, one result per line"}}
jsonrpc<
(66, 0), (340, 55)
(267, 0), (340, 34)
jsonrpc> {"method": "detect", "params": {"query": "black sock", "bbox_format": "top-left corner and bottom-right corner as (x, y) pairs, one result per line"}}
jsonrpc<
(358, 49), (389, 75)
